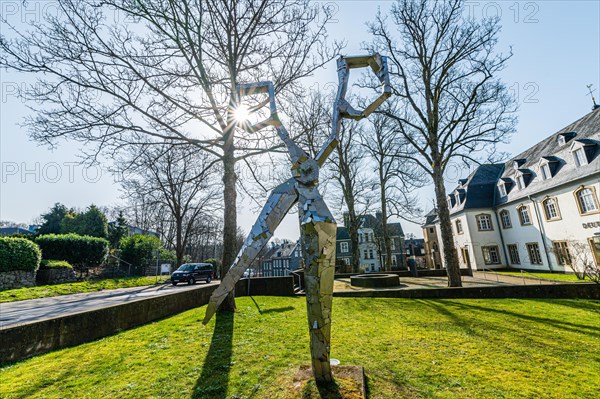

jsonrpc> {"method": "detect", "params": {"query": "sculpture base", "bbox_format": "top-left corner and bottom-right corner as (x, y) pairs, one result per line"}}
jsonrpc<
(289, 365), (366, 399)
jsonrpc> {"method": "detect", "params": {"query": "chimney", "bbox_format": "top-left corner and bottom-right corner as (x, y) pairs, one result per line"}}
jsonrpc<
(376, 212), (383, 221)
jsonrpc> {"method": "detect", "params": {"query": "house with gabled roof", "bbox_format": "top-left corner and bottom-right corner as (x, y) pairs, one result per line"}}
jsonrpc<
(424, 107), (600, 272)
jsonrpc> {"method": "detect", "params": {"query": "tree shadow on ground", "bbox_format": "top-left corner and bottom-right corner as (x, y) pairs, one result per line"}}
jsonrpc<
(192, 311), (234, 399)
(417, 300), (479, 336)
(250, 296), (295, 315)
(447, 301), (599, 338)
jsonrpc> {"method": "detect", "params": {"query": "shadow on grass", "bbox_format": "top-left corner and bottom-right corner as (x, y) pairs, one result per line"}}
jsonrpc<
(192, 311), (234, 399)
(250, 296), (295, 315)
(417, 300), (478, 336)
(448, 301), (600, 338)
(300, 379), (344, 399)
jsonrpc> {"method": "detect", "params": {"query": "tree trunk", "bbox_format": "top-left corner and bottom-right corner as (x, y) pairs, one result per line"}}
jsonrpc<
(379, 178), (392, 271)
(175, 215), (184, 268)
(347, 210), (361, 274)
(220, 141), (238, 311)
(432, 164), (462, 287)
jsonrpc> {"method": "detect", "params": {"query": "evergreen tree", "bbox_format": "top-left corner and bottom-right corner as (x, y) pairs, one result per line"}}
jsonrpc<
(108, 211), (129, 249)
(37, 203), (68, 235)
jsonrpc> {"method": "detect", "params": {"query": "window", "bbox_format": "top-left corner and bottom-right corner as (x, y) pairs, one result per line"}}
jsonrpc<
(543, 198), (560, 220)
(576, 187), (599, 214)
(517, 175), (526, 190)
(573, 148), (587, 167)
(455, 219), (463, 234)
(500, 210), (512, 229)
(541, 163), (551, 180)
(368, 249), (374, 259)
(518, 205), (531, 225)
(343, 257), (351, 265)
(476, 214), (493, 231)
(340, 242), (349, 253)
(552, 241), (572, 266)
(433, 242), (439, 251)
(363, 250), (368, 259)
(482, 246), (500, 264)
(499, 183), (507, 197)
(429, 227), (434, 234)
(364, 233), (370, 242)
(526, 243), (543, 265)
(507, 244), (520, 265)
(390, 239), (395, 250)
(558, 136), (566, 146)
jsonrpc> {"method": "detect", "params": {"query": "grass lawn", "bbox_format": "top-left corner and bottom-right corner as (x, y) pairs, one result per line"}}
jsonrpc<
(1, 297), (599, 399)
(496, 271), (590, 282)
(0, 276), (170, 303)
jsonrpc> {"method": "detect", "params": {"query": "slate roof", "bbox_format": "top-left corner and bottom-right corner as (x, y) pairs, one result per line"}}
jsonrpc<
(357, 214), (405, 237)
(496, 108), (600, 205)
(445, 108), (600, 212)
(336, 226), (350, 240)
(423, 208), (438, 225)
(448, 164), (505, 214)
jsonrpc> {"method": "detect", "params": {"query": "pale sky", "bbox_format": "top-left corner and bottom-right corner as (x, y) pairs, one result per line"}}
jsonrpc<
(1, 0), (599, 241)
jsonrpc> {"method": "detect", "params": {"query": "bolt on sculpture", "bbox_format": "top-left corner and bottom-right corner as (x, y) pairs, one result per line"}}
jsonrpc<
(203, 54), (392, 382)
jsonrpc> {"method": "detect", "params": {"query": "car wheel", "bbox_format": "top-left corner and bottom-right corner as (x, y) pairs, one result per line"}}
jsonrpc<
(188, 278), (195, 285)
(206, 276), (212, 283)
(172, 281), (177, 286)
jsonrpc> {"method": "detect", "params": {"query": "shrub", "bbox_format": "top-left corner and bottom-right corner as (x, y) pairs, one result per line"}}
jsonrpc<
(36, 234), (109, 269)
(119, 234), (162, 269)
(40, 260), (73, 270)
(0, 237), (42, 272)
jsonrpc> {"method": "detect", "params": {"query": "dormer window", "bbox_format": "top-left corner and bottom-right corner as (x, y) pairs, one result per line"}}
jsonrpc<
(499, 183), (507, 197)
(516, 169), (532, 190)
(573, 147), (587, 167)
(541, 163), (551, 180)
(513, 159), (526, 170)
(570, 139), (596, 167)
(557, 132), (577, 146)
(447, 194), (456, 209)
(517, 175), (526, 190)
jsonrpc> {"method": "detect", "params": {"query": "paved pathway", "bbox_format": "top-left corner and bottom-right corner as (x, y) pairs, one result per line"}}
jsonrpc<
(333, 271), (556, 292)
(0, 281), (218, 329)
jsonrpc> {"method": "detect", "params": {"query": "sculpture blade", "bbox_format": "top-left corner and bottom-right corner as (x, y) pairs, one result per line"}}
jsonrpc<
(203, 179), (298, 324)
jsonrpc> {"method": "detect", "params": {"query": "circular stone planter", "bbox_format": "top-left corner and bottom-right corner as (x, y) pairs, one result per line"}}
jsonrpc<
(350, 273), (400, 288)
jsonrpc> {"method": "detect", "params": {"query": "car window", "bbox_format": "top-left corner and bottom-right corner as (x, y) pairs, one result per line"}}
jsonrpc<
(176, 264), (194, 272)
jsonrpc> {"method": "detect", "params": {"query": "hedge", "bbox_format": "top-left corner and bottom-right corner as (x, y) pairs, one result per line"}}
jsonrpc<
(36, 234), (109, 268)
(40, 260), (73, 270)
(0, 237), (42, 272)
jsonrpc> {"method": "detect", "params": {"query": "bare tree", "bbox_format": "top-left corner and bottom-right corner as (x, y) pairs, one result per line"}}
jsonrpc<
(329, 121), (377, 273)
(360, 113), (426, 270)
(1, 0), (340, 309)
(366, 0), (517, 286)
(117, 144), (221, 267)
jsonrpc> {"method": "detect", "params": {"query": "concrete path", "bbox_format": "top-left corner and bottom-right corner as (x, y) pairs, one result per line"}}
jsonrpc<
(0, 281), (218, 330)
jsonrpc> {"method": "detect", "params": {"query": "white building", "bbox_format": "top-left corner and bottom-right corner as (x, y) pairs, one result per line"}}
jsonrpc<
(425, 108), (600, 272)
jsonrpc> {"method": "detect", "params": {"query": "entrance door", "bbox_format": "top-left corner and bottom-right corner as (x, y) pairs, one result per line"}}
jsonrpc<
(462, 247), (472, 270)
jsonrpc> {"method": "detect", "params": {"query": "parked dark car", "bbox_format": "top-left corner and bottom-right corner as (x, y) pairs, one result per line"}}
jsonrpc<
(171, 263), (213, 285)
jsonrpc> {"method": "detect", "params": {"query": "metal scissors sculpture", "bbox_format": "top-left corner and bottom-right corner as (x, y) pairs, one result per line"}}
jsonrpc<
(203, 54), (392, 382)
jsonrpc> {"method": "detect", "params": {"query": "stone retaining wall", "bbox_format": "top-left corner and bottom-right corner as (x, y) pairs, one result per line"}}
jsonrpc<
(36, 268), (77, 285)
(0, 271), (36, 290)
(1, 276), (294, 364)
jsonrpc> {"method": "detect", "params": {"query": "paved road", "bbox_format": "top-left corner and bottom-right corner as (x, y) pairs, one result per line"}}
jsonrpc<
(0, 281), (219, 330)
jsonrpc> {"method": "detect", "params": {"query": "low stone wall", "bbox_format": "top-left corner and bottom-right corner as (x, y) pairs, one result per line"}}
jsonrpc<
(36, 268), (77, 285)
(0, 270), (36, 290)
(1, 276), (294, 364)
(334, 283), (600, 299)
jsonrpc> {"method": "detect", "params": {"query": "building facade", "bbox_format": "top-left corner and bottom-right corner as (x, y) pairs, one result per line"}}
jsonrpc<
(424, 108), (600, 272)
(336, 213), (406, 272)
